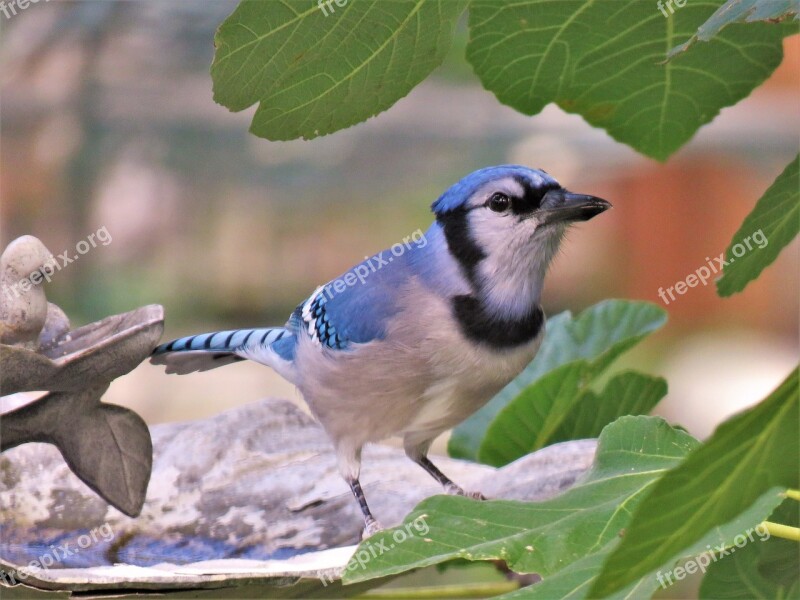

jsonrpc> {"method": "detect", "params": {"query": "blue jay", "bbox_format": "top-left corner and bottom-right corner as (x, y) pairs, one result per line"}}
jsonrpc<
(151, 165), (610, 534)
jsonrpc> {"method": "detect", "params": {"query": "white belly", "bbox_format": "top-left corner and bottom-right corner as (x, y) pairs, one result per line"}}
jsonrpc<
(403, 327), (543, 438)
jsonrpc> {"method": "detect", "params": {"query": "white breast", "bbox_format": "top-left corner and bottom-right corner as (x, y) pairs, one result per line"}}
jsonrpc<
(395, 287), (545, 439)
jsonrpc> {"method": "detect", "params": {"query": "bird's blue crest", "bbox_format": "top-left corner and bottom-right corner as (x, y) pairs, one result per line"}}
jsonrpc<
(431, 165), (557, 215)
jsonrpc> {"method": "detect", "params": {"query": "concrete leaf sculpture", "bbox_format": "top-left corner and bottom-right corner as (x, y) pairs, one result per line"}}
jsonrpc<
(0, 235), (163, 517)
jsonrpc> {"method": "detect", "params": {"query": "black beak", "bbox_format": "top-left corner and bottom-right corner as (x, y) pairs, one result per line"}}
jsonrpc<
(538, 189), (612, 225)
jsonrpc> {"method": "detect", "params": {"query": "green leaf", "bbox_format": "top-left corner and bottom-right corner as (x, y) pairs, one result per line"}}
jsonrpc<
(347, 417), (694, 584)
(551, 373), (668, 446)
(477, 361), (588, 467)
(466, 0), (787, 160)
(716, 155), (800, 297)
(211, 0), (467, 141)
(343, 417), (783, 598)
(700, 499), (800, 600)
(498, 493), (782, 599)
(478, 369), (667, 467)
(449, 300), (667, 461)
(590, 368), (800, 597)
(669, 0), (800, 58)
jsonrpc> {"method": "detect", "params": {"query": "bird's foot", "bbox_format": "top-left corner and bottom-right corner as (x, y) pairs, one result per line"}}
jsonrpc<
(445, 484), (487, 500)
(362, 518), (384, 539)
(467, 490), (488, 500)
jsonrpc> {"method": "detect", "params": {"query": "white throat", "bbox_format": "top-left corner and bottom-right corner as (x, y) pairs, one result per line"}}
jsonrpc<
(475, 223), (565, 319)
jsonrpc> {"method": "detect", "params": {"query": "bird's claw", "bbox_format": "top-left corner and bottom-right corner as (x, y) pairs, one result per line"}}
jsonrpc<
(466, 490), (487, 500)
(362, 518), (384, 538)
(445, 484), (487, 500)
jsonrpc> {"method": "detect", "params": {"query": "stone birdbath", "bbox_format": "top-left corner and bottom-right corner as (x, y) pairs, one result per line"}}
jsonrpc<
(1, 397), (598, 597)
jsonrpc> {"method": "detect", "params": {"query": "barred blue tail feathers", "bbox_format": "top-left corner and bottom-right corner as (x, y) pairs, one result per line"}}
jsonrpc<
(151, 327), (289, 375)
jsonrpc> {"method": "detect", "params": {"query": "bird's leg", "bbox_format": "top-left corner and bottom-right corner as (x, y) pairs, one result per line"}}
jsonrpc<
(411, 454), (486, 500)
(337, 443), (382, 536)
(413, 454), (460, 491)
(347, 477), (382, 537)
(405, 438), (486, 499)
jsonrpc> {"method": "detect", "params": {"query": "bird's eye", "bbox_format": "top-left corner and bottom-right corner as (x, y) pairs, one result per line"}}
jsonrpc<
(487, 193), (510, 212)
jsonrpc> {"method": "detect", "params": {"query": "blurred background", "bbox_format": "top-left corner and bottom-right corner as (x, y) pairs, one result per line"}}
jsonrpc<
(2, 1), (798, 442)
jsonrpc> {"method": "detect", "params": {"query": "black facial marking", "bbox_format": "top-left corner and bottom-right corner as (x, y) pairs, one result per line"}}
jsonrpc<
(437, 210), (486, 287)
(510, 175), (558, 216)
(451, 294), (544, 349)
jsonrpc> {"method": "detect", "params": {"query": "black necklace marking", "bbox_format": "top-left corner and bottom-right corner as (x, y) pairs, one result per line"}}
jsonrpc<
(436, 210), (485, 287)
(451, 294), (544, 349)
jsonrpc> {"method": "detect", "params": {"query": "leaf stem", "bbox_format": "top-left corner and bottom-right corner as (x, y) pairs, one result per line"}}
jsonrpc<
(762, 521), (800, 542)
(784, 489), (800, 501)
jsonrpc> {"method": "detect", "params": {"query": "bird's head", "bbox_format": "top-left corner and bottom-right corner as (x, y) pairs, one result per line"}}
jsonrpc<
(431, 165), (611, 316)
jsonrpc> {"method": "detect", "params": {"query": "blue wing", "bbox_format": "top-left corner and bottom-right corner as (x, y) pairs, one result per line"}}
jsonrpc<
(292, 250), (413, 350)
